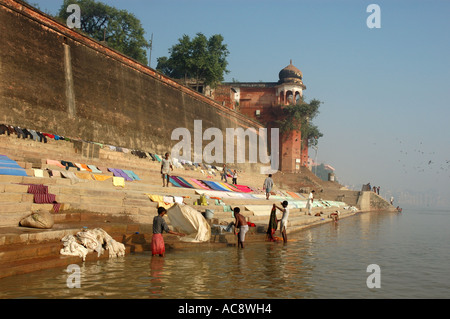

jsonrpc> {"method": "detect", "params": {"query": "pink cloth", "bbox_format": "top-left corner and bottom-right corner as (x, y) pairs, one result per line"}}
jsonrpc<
(151, 234), (165, 256)
(46, 159), (65, 168)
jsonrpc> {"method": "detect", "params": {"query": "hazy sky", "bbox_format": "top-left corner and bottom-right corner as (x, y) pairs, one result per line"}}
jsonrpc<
(30, 0), (450, 207)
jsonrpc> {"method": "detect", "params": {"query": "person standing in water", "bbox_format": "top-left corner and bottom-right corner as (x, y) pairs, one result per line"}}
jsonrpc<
(152, 207), (185, 257)
(274, 201), (289, 243)
(233, 207), (248, 249)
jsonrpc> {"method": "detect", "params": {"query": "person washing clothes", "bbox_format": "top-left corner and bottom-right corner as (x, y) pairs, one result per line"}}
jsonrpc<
(152, 207), (185, 257)
(233, 207), (248, 249)
(273, 201), (289, 243)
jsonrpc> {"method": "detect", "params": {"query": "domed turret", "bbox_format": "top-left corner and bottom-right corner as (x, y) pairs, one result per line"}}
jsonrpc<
(279, 60), (303, 84)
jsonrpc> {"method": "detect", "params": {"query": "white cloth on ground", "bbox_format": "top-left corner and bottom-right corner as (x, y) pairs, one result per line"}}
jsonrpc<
(60, 228), (126, 260)
(60, 235), (89, 261)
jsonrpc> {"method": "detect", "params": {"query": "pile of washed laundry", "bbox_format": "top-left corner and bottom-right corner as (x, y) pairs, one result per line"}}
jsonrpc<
(60, 228), (125, 261)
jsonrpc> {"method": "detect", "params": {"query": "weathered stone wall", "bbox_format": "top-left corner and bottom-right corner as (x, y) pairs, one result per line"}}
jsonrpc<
(0, 0), (263, 170)
(357, 191), (396, 212)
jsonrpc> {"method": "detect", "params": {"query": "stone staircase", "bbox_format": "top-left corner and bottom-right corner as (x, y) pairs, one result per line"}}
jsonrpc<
(0, 133), (360, 278)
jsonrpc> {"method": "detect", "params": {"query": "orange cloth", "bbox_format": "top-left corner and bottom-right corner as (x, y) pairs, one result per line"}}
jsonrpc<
(93, 174), (113, 181)
(81, 164), (92, 172)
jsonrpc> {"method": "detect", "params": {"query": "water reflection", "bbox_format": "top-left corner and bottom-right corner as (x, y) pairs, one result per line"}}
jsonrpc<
(1, 211), (449, 299)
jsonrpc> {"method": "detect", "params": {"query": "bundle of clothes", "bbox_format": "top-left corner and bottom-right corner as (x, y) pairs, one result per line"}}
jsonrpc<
(60, 228), (126, 261)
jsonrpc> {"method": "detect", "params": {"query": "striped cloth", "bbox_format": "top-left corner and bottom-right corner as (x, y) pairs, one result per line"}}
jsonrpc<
(26, 184), (61, 213)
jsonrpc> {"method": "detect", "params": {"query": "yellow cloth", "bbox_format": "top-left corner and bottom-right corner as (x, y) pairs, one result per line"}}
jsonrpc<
(218, 182), (234, 191)
(93, 174), (113, 181)
(113, 177), (125, 187)
(146, 194), (174, 209)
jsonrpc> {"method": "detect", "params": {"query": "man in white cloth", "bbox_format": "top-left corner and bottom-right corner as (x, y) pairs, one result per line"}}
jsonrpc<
(274, 201), (289, 243)
(233, 207), (248, 249)
(306, 190), (315, 215)
(161, 152), (173, 187)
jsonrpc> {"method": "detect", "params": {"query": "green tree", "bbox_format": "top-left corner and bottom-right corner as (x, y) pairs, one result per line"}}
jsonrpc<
(275, 98), (323, 147)
(58, 0), (149, 65)
(156, 33), (229, 89)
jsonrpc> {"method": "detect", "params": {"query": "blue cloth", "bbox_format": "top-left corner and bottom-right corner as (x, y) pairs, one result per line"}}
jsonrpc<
(0, 155), (28, 176)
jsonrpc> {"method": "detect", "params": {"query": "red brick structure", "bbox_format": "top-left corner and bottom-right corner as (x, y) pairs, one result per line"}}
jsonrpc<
(213, 60), (309, 173)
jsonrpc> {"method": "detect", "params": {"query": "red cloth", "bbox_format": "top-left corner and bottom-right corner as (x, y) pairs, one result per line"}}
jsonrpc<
(33, 193), (56, 204)
(26, 184), (60, 213)
(151, 233), (165, 256)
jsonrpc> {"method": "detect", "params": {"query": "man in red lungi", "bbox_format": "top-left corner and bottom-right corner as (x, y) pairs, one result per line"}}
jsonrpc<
(152, 207), (185, 257)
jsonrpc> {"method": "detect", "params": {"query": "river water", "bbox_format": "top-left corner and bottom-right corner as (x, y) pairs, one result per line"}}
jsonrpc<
(0, 207), (449, 299)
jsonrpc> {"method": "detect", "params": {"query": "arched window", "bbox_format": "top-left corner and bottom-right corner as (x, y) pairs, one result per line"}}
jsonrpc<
(286, 90), (294, 104)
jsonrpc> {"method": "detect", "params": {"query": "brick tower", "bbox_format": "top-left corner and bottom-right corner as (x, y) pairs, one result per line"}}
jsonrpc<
(213, 60), (307, 173)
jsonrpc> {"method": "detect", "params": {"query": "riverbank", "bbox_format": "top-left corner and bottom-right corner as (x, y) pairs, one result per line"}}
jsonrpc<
(0, 205), (364, 279)
(0, 134), (395, 279)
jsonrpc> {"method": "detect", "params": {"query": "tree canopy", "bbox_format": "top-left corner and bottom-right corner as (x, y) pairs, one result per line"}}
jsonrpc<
(57, 0), (149, 65)
(275, 98), (323, 147)
(156, 33), (229, 89)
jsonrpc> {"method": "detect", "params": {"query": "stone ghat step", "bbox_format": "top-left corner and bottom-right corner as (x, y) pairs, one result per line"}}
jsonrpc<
(0, 135), (267, 184)
(0, 253), (122, 279)
(285, 209), (358, 234)
(0, 218), (225, 279)
(0, 138), (76, 157)
(2, 142), (164, 173)
(0, 202), (66, 227)
(0, 145), (267, 193)
(0, 175), (345, 224)
(1, 174), (343, 204)
(0, 174), (202, 196)
(0, 175), (296, 211)
(0, 238), (135, 279)
(0, 221), (151, 278)
(0, 181), (219, 211)
(0, 142), (257, 188)
(209, 206), (346, 226)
